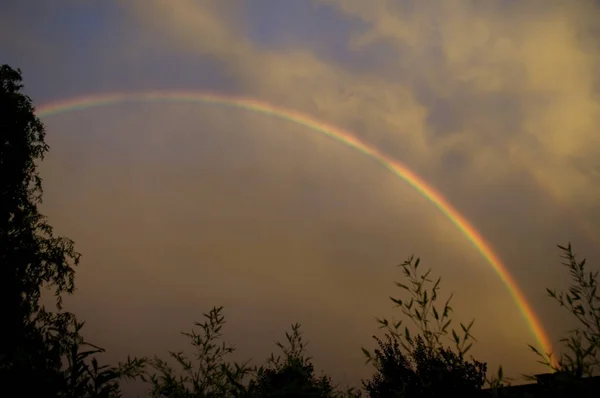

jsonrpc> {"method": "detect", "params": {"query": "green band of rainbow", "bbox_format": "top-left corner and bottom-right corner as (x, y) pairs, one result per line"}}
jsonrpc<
(37, 90), (555, 363)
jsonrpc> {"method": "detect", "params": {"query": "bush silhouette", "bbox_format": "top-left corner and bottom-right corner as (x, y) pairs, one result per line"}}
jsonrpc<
(363, 334), (486, 397)
(245, 323), (339, 398)
(140, 307), (343, 397)
(361, 256), (489, 397)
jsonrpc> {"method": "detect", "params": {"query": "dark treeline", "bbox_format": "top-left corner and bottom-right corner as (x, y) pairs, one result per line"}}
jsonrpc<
(1, 64), (599, 397)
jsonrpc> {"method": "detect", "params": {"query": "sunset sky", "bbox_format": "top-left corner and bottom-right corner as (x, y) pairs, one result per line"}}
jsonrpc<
(2, 0), (600, 394)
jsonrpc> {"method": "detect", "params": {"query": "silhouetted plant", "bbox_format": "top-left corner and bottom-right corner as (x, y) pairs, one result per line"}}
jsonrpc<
(55, 317), (146, 398)
(361, 256), (495, 397)
(0, 63), (81, 330)
(141, 306), (254, 397)
(1, 63), (81, 395)
(363, 334), (487, 398)
(139, 309), (362, 398)
(527, 243), (599, 378)
(370, 256), (476, 355)
(245, 323), (341, 398)
(0, 63), (144, 397)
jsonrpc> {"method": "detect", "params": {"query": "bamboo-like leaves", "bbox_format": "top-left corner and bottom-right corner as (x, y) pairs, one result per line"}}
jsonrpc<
(362, 255), (491, 392)
(143, 306), (254, 397)
(527, 243), (600, 378)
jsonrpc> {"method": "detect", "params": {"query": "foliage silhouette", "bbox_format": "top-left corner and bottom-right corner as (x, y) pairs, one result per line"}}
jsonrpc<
(245, 323), (343, 398)
(140, 306), (254, 397)
(58, 318), (146, 398)
(139, 307), (358, 398)
(0, 63), (143, 397)
(527, 243), (599, 379)
(363, 334), (487, 398)
(360, 256), (494, 397)
(1, 62), (80, 395)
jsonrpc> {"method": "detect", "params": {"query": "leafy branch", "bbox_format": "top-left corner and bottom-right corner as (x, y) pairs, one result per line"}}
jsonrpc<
(527, 243), (599, 378)
(141, 306), (254, 398)
(363, 256), (476, 359)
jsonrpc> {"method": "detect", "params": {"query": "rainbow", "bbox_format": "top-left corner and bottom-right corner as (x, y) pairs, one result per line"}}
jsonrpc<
(37, 90), (555, 364)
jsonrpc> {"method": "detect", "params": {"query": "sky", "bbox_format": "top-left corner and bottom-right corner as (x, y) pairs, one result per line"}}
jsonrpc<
(2, 0), (600, 393)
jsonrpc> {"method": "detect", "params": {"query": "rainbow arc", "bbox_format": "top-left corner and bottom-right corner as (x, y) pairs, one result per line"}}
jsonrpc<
(38, 90), (556, 365)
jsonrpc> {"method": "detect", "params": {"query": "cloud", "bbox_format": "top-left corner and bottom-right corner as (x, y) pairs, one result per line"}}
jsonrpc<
(318, 0), (600, 210)
(122, 0), (600, 213)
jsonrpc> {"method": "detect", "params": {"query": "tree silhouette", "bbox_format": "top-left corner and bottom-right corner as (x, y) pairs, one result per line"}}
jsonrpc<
(0, 63), (82, 395)
(361, 256), (490, 397)
(0, 64), (144, 397)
